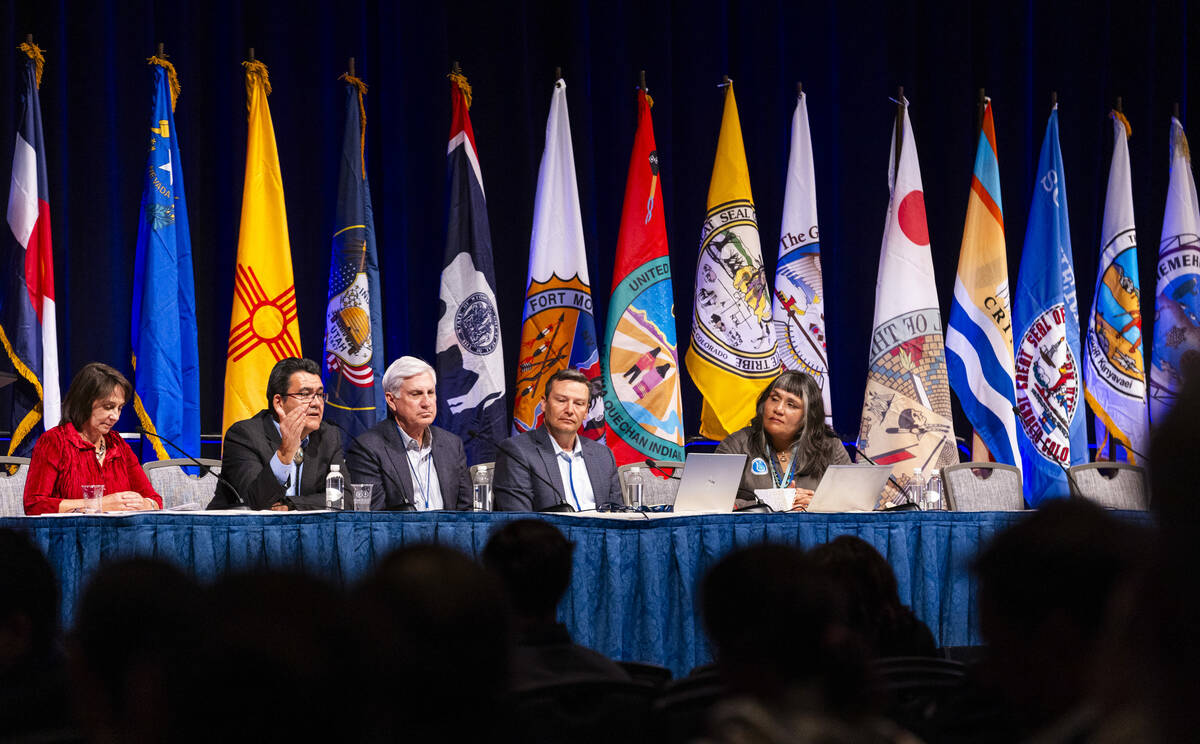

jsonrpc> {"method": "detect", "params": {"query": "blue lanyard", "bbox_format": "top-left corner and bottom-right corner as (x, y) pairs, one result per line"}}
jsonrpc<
(406, 445), (433, 509)
(560, 452), (582, 511)
(767, 446), (799, 489)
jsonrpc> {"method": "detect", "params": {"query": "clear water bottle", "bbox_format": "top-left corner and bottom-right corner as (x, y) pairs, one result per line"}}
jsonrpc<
(627, 466), (645, 510)
(925, 469), (943, 510)
(472, 465), (492, 511)
(325, 464), (344, 510)
(905, 467), (925, 508)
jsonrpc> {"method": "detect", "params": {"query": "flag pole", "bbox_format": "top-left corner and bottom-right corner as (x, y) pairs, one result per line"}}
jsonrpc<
(1051, 90), (1057, 110)
(797, 81), (803, 97)
(893, 86), (904, 176)
(1115, 95), (1123, 114)
(1174, 101), (1180, 120)
(976, 87), (986, 138)
(248, 47), (255, 62)
(639, 69), (646, 92)
(554, 66), (561, 81)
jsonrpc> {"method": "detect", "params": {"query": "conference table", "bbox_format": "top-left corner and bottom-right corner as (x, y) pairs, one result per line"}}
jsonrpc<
(0, 508), (1154, 677)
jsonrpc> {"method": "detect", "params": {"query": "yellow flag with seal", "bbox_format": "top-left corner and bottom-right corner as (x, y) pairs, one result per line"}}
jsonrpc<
(221, 59), (302, 435)
(685, 81), (780, 439)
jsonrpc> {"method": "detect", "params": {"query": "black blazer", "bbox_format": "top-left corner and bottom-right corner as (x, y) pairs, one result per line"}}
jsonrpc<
(493, 427), (622, 512)
(208, 409), (346, 510)
(345, 420), (472, 511)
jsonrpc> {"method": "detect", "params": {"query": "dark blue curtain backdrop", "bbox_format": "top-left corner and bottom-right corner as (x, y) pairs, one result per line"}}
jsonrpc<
(2, 0), (1196, 449)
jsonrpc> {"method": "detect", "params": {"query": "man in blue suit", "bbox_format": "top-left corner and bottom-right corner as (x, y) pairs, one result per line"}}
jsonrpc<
(346, 356), (471, 511)
(494, 369), (622, 512)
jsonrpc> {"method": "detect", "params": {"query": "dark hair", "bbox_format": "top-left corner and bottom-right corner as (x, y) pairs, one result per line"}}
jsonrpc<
(973, 498), (1141, 640)
(60, 362), (133, 430)
(482, 519), (575, 617)
(748, 370), (834, 476)
(265, 357), (321, 410)
(543, 367), (590, 400)
(354, 545), (509, 742)
(0, 529), (59, 657)
(810, 536), (904, 654)
(701, 544), (869, 710)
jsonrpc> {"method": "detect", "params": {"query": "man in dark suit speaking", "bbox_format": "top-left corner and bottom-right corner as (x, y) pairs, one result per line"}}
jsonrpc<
(209, 357), (345, 510)
(493, 369), (622, 512)
(345, 356), (471, 511)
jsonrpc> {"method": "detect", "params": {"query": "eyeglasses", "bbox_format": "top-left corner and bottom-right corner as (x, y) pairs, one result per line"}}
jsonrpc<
(283, 390), (328, 403)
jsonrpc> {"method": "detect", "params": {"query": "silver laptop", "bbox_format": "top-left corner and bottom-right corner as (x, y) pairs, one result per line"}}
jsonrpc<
(672, 453), (746, 513)
(807, 464), (894, 512)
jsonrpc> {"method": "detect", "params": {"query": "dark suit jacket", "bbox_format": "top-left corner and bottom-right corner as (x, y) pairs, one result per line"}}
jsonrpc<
(345, 420), (471, 511)
(493, 427), (622, 512)
(208, 409), (346, 510)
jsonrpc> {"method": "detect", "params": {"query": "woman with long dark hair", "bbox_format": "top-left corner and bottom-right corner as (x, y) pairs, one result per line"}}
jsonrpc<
(715, 370), (850, 510)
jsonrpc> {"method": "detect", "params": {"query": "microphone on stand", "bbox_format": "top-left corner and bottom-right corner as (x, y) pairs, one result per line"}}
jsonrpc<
(136, 427), (247, 508)
(839, 436), (908, 495)
(644, 458), (682, 480)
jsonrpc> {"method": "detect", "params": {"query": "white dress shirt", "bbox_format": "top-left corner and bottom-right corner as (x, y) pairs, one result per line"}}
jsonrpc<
(398, 424), (443, 510)
(550, 435), (595, 511)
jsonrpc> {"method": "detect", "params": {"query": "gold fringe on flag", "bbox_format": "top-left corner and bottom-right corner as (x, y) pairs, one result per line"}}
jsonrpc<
(17, 42), (45, 90)
(448, 71), (472, 110)
(1113, 109), (1133, 138)
(242, 59), (272, 111)
(339, 73), (368, 179)
(147, 55), (182, 111)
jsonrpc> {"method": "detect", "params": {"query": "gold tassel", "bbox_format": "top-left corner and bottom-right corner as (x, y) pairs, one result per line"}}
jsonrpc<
(339, 73), (368, 179)
(17, 42), (45, 90)
(645, 92), (654, 108)
(1112, 109), (1132, 138)
(147, 55), (182, 111)
(242, 60), (272, 112)
(448, 71), (472, 110)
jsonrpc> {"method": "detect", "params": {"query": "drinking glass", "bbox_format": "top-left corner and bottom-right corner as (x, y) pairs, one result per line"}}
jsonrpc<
(350, 483), (373, 512)
(82, 484), (104, 514)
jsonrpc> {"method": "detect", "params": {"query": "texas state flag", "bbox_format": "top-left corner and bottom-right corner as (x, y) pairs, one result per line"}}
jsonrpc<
(2, 43), (60, 457)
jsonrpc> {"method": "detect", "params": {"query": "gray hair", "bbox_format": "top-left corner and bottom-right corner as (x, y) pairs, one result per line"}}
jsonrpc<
(382, 356), (436, 394)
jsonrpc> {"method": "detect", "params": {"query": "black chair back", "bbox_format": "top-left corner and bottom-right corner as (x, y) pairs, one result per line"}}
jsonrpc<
(511, 677), (656, 744)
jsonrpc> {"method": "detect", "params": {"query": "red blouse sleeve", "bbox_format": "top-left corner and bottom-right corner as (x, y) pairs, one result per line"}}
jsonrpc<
(23, 428), (68, 515)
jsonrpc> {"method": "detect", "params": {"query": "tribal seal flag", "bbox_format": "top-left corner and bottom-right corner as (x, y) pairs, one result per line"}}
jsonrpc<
(435, 69), (507, 464)
(773, 89), (832, 426)
(686, 80), (780, 440)
(1013, 105), (1087, 504)
(603, 84), (684, 466)
(222, 58), (302, 435)
(513, 79), (603, 439)
(857, 97), (958, 501)
(322, 72), (386, 442)
(1084, 111), (1148, 461)
(1150, 116), (1200, 423)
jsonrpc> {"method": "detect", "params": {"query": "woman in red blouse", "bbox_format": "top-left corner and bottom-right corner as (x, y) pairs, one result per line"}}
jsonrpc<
(23, 363), (162, 514)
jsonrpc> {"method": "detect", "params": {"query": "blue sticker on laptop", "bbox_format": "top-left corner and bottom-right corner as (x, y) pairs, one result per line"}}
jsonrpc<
(750, 457), (768, 475)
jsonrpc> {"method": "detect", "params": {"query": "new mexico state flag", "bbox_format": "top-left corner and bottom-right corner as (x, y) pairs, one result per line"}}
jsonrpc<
(685, 81), (780, 439)
(222, 60), (301, 435)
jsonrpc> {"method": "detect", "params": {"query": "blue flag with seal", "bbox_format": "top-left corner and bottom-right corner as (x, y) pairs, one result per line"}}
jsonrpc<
(1012, 106), (1087, 504)
(130, 56), (200, 466)
(322, 72), (386, 441)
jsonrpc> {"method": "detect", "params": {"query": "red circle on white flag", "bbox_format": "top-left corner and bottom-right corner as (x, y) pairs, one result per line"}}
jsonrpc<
(898, 191), (929, 245)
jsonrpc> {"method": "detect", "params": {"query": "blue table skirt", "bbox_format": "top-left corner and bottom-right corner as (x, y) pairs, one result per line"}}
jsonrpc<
(0, 510), (1153, 677)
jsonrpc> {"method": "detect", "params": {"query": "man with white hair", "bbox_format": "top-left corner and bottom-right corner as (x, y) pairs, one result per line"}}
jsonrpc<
(346, 356), (472, 510)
